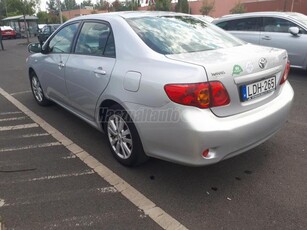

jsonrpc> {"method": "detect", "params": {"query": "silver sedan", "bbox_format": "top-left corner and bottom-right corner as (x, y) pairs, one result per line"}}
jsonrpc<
(213, 12), (307, 70)
(27, 12), (294, 166)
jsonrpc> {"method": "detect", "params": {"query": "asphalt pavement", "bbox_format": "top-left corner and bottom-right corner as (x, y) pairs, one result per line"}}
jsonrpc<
(0, 38), (306, 230)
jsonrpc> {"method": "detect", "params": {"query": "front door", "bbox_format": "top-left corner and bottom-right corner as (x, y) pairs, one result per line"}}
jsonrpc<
(65, 21), (116, 120)
(260, 17), (307, 68)
(40, 22), (80, 105)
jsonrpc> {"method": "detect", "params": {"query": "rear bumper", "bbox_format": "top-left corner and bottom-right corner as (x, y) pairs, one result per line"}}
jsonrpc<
(128, 81), (294, 166)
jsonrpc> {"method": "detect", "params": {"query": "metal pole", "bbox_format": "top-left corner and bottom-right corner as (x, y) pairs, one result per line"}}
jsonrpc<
(291, 0), (294, 12)
(283, 0), (288, 11)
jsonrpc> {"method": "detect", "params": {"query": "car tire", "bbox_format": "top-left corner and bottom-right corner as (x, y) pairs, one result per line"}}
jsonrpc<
(104, 105), (148, 166)
(30, 71), (51, 106)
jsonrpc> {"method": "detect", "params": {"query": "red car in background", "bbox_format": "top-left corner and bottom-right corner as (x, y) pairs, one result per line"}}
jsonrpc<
(0, 26), (16, 39)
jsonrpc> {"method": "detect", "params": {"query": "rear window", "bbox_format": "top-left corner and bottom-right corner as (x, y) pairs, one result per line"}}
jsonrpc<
(126, 16), (243, 55)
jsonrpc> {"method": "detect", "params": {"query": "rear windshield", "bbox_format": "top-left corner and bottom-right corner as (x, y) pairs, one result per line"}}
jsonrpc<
(126, 16), (244, 55)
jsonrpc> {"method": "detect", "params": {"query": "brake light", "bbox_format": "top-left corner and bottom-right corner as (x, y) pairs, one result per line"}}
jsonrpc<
(280, 61), (290, 85)
(164, 81), (230, 109)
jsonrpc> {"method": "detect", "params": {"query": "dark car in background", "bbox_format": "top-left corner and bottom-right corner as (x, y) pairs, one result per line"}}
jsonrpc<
(213, 12), (307, 70)
(37, 24), (60, 45)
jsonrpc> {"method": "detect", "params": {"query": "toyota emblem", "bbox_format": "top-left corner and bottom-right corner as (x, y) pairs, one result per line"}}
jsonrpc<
(259, 58), (267, 69)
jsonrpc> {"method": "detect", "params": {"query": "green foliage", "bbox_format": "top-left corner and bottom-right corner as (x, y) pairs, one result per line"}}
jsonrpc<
(154, 0), (171, 11)
(175, 0), (189, 13)
(111, 0), (139, 12)
(200, 0), (215, 16)
(47, 0), (58, 13)
(126, 0), (140, 11)
(3, 0), (38, 16)
(95, 1), (111, 11)
(37, 11), (50, 23)
(230, 1), (245, 14)
(81, 0), (93, 7)
(112, 0), (122, 11)
(61, 0), (78, 11)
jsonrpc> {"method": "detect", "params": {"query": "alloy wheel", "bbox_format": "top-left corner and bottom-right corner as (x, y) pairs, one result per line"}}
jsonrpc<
(107, 114), (133, 159)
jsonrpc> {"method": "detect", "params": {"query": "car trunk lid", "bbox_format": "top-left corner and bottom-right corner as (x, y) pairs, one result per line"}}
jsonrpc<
(166, 44), (288, 117)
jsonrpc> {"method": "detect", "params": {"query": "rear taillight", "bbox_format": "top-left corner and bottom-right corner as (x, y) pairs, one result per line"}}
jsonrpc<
(280, 61), (290, 85)
(164, 81), (230, 109)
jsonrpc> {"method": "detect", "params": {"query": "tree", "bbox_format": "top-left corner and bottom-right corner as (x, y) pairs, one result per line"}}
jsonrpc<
(61, 0), (78, 10)
(200, 0), (215, 16)
(112, 0), (123, 11)
(175, 0), (189, 13)
(81, 0), (92, 7)
(127, 0), (140, 11)
(6, 0), (39, 43)
(47, 0), (58, 13)
(230, 1), (245, 14)
(95, 0), (111, 11)
(154, 0), (171, 11)
(37, 11), (50, 23)
(112, 0), (136, 11)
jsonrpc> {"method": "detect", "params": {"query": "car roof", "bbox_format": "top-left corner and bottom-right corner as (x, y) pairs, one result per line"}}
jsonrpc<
(68, 11), (190, 22)
(215, 11), (305, 21)
(0, 26), (14, 30)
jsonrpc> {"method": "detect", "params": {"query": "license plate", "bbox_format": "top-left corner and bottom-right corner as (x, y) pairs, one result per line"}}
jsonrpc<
(241, 76), (276, 101)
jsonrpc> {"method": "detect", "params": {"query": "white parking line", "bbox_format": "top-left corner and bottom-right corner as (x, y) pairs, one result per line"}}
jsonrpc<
(29, 170), (95, 182)
(21, 133), (50, 138)
(0, 87), (188, 230)
(0, 116), (27, 122)
(10, 90), (32, 96)
(0, 123), (38, 131)
(0, 186), (116, 208)
(0, 142), (61, 153)
(0, 111), (22, 116)
(0, 199), (5, 207)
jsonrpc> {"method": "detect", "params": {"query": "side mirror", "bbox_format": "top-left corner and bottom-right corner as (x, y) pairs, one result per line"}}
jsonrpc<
(27, 43), (42, 53)
(289, 27), (300, 36)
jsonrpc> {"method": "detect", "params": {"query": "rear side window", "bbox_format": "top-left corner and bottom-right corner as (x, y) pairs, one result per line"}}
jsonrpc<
(216, 18), (261, 32)
(127, 16), (243, 55)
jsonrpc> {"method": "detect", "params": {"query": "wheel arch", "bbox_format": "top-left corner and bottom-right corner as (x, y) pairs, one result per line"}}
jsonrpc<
(28, 67), (36, 79)
(98, 99), (124, 131)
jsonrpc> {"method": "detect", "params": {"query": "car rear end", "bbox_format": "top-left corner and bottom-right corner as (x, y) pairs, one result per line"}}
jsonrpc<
(162, 46), (293, 165)
(124, 13), (294, 166)
(1, 26), (16, 39)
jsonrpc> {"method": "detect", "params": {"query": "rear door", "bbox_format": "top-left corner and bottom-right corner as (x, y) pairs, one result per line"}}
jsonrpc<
(65, 21), (116, 121)
(260, 17), (307, 68)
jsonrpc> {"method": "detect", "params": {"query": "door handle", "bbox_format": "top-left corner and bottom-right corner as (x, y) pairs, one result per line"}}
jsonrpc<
(94, 67), (107, 75)
(262, 36), (271, 40)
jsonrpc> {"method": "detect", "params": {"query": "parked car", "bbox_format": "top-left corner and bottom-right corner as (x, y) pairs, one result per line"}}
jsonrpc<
(213, 12), (307, 70)
(27, 12), (293, 167)
(37, 24), (60, 45)
(0, 26), (16, 39)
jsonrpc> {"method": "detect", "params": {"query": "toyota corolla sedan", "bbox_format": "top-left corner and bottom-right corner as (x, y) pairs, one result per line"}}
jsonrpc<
(27, 12), (294, 166)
